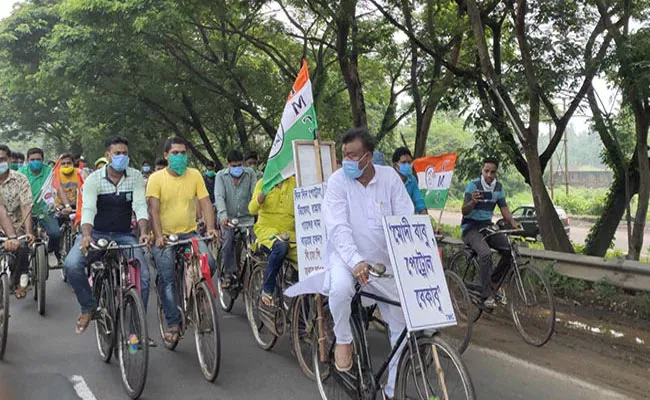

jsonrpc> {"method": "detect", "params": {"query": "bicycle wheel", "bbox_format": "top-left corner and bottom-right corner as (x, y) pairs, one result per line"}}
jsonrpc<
(118, 287), (149, 399)
(395, 335), (476, 400)
(291, 294), (320, 379)
(216, 261), (235, 312)
(244, 264), (278, 350)
(95, 275), (116, 363)
(193, 280), (221, 382)
(36, 244), (47, 316)
(440, 270), (473, 355)
(509, 264), (556, 346)
(448, 251), (482, 323)
(0, 272), (10, 360)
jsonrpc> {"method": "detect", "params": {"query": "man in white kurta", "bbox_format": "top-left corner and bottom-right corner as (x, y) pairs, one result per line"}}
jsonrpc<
(324, 128), (414, 399)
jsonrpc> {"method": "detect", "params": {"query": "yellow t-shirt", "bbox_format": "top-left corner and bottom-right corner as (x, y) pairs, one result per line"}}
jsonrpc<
(146, 168), (209, 234)
(56, 169), (80, 206)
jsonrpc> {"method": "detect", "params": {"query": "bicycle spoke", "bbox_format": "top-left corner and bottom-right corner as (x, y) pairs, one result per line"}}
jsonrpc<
(119, 289), (148, 398)
(509, 265), (556, 346)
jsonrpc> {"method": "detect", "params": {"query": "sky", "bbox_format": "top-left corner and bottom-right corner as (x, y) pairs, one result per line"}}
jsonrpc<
(0, 0), (19, 20)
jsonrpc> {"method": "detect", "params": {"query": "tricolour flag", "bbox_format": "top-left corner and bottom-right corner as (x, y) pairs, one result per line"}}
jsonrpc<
(38, 158), (61, 211)
(412, 153), (458, 209)
(261, 60), (318, 194)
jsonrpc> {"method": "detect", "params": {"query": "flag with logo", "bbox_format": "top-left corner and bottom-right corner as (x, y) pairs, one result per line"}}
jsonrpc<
(412, 153), (458, 209)
(261, 60), (318, 194)
(38, 158), (61, 211)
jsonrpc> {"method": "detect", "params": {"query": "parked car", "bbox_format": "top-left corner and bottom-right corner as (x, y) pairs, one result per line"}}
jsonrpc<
(511, 205), (570, 241)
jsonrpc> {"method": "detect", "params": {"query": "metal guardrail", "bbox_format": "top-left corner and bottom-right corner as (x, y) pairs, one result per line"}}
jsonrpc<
(439, 237), (650, 292)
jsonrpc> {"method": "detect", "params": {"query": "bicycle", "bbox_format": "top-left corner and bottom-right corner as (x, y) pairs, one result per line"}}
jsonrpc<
(56, 209), (77, 282)
(29, 216), (48, 315)
(154, 235), (221, 382)
(89, 239), (149, 399)
(447, 224), (556, 346)
(313, 264), (476, 400)
(0, 236), (28, 360)
(214, 219), (254, 312)
(244, 233), (317, 379)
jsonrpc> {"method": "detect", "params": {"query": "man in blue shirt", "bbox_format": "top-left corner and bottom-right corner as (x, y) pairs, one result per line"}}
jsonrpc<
(461, 158), (519, 309)
(391, 147), (427, 214)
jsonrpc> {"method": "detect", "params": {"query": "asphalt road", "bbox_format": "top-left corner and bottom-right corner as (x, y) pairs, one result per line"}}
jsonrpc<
(0, 270), (635, 400)
(439, 211), (650, 256)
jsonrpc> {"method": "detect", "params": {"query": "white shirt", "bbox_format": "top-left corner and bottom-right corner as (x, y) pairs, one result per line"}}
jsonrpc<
(324, 165), (415, 272)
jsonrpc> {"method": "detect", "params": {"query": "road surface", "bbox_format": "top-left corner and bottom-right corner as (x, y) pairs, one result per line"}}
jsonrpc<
(439, 211), (650, 256)
(0, 272), (639, 400)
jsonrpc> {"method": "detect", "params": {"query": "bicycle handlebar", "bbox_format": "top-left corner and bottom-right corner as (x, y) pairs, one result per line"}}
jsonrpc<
(89, 239), (148, 251)
(165, 235), (214, 247)
(479, 226), (526, 239)
(0, 235), (30, 243)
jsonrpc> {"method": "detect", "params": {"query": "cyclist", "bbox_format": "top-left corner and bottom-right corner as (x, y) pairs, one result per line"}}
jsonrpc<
(0, 144), (34, 299)
(64, 136), (150, 335)
(392, 147), (427, 215)
(94, 157), (107, 170)
(0, 194), (21, 253)
(141, 160), (152, 182)
(248, 173), (296, 307)
(216, 150), (256, 287)
(148, 136), (218, 345)
(15, 152), (24, 169)
(203, 160), (216, 205)
(56, 153), (81, 214)
(154, 158), (167, 172)
(461, 157), (520, 309)
(244, 151), (263, 181)
(324, 128), (414, 400)
(18, 147), (63, 267)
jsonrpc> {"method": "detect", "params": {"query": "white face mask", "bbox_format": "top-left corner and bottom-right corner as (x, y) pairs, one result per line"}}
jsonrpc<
(481, 175), (497, 192)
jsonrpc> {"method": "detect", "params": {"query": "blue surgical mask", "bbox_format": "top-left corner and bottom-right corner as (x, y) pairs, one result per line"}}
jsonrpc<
(398, 162), (412, 176)
(0, 162), (8, 175)
(110, 154), (130, 172)
(142, 165), (151, 173)
(29, 160), (43, 171)
(229, 166), (244, 178)
(342, 152), (369, 180)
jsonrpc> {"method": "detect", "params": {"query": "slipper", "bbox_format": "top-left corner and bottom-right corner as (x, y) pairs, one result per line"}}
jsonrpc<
(260, 292), (276, 308)
(163, 326), (180, 346)
(75, 313), (93, 334)
(14, 287), (26, 300)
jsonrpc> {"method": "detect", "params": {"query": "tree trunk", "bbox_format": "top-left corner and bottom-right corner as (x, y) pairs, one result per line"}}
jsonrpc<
(584, 167), (638, 256)
(524, 143), (574, 253)
(628, 107), (650, 259)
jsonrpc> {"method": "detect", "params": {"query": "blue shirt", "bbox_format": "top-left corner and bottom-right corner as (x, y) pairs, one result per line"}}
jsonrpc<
(461, 178), (507, 232)
(404, 174), (426, 213)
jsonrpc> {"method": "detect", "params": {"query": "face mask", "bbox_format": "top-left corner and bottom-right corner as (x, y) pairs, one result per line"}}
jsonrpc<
(9, 163), (18, 171)
(61, 166), (74, 175)
(110, 154), (129, 172)
(29, 160), (43, 171)
(229, 166), (244, 178)
(168, 153), (188, 175)
(205, 170), (216, 178)
(0, 163), (8, 175)
(398, 162), (412, 176)
(17, 163), (22, 168)
(142, 165), (151, 173)
(342, 152), (369, 180)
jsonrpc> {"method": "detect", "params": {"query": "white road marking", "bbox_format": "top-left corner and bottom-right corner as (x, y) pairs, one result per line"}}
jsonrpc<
(473, 346), (634, 400)
(69, 375), (97, 400)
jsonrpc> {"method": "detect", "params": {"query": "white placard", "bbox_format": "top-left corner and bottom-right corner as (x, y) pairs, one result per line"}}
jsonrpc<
(292, 141), (336, 187)
(294, 183), (327, 281)
(382, 215), (456, 331)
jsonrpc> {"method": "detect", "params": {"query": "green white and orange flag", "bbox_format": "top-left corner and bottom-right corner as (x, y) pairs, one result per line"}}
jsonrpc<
(412, 153), (458, 209)
(261, 60), (318, 194)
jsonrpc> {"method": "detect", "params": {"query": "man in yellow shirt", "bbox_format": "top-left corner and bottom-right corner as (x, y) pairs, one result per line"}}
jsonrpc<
(147, 136), (217, 345)
(248, 176), (297, 306)
(56, 153), (81, 212)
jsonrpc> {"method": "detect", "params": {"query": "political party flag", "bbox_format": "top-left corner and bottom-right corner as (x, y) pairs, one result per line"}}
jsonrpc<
(38, 158), (61, 210)
(412, 153), (458, 209)
(261, 60), (318, 194)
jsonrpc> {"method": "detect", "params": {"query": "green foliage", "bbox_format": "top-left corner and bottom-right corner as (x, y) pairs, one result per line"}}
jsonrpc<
(594, 280), (618, 298)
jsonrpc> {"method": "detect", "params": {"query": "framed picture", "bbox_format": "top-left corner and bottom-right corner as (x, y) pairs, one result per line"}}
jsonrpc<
(292, 140), (337, 187)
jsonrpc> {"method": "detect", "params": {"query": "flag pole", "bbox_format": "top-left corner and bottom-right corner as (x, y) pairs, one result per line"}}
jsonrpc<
(313, 129), (324, 183)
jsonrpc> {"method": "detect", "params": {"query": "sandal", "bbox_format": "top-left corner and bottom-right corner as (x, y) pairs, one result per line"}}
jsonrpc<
(75, 312), (93, 334)
(260, 292), (276, 307)
(163, 326), (180, 346)
(14, 287), (26, 300)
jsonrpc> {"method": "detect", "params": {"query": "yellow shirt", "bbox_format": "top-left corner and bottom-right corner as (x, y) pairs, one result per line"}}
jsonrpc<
(56, 169), (80, 206)
(249, 176), (297, 261)
(146, 168), (209, 234)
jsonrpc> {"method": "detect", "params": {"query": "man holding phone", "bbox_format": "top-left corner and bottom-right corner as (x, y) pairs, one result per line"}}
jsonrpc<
(461, 158), (520, 309)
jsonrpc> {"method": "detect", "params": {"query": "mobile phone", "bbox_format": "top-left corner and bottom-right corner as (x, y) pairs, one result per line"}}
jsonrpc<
(479, 191), (493, 200)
